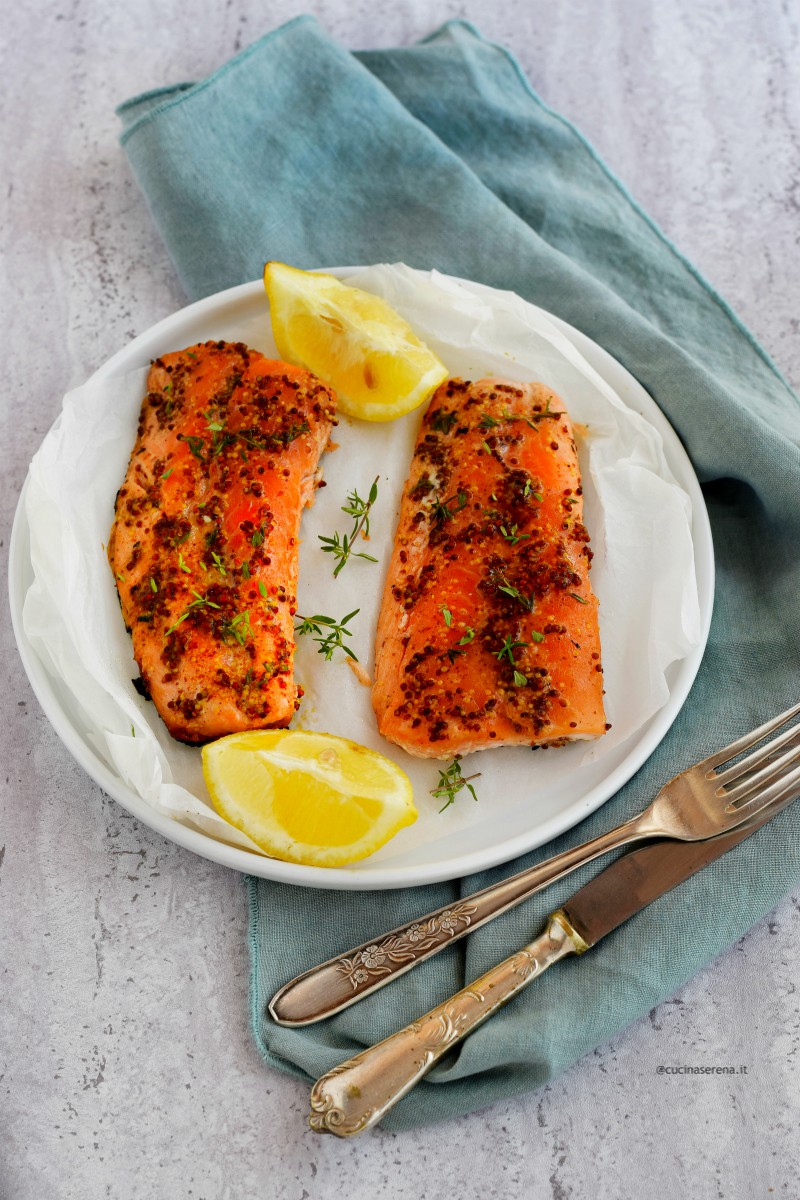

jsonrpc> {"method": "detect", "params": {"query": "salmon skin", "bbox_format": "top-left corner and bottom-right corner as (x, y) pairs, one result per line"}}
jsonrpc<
(108, 340), (336, 744)
(373, 378), (606, 759)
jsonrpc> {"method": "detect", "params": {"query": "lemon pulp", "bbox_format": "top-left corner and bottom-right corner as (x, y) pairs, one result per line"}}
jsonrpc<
(263, 262), (448, 422)
(202, 729), (417, 867)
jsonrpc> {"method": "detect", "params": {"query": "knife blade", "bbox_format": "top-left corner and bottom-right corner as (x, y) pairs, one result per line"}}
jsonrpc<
(559, 815), (764, 949)
(308, 812), (776, 1137)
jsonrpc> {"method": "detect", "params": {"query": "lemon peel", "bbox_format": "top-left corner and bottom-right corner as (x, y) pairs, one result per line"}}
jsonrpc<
(263, 262), (448, 422)
(202, 729), (417, 867)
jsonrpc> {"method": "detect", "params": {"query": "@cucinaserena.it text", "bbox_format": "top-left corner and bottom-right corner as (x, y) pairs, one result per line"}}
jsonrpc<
(656, 1065), (748, 1075)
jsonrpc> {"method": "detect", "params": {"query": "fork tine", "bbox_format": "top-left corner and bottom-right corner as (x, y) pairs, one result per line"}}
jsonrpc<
(721, 735), (800, 805)
(724, 760), (800, 818)
(714, 720), (800, 787)
(699, 700), (800, 773)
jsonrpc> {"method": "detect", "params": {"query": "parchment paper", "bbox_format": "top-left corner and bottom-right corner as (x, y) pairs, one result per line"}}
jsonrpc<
(22, 265), (702, 862)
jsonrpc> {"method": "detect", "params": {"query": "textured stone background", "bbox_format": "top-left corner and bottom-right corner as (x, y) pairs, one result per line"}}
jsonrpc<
(2, 2), (799, 1196)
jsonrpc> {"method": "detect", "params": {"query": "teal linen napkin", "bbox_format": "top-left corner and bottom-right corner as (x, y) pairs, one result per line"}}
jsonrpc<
(118, 17), (800, 1130)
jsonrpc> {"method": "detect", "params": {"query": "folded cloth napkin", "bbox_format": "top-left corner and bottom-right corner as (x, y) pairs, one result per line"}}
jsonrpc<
(118, 17), (800, 1129)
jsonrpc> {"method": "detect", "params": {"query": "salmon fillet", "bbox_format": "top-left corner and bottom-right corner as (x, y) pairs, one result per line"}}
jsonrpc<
(108, 340), (337, 744)
(372, 377), (606, 759)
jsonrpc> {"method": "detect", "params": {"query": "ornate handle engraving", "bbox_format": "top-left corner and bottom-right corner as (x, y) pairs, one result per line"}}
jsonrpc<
(269, 900), (480, 1025)
(270, 816), (643, 1026)
(308, 911), (583, 1137)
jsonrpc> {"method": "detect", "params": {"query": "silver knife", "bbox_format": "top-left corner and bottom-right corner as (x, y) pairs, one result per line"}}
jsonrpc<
(308, 815), (773, 1136)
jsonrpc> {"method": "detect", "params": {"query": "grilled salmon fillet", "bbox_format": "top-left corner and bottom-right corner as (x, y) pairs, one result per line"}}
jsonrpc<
(373, 378), (605, 758)
(108, 340), (337, 744)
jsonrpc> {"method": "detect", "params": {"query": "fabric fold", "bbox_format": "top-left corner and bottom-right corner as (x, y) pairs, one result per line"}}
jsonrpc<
(119, 17), (800, 1130)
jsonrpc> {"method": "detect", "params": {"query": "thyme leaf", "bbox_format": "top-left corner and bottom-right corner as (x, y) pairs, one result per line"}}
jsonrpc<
(494, 635), (529, 666)
(432, 489), (468, 524)
(294, 609), (360, 662)
(319, 478), (380, 577)
(220, 610), (253, 647)
(499, 524), (530, 547)
(497, 581), (534, 611)
(431, 409), (458, 434)
(165, 590), (221, 636)
(441, 626), (475, 663)
(430, 756), (481, 813)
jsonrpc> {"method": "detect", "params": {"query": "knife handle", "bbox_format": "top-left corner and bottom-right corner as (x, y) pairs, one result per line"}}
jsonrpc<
(308, 910), (587, 1137)
(270, 814), (644, 1026)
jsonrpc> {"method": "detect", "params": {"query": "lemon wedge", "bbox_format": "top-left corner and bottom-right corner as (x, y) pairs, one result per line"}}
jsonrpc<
(202, 729), (417, 867)
(263, 262), (449, 422)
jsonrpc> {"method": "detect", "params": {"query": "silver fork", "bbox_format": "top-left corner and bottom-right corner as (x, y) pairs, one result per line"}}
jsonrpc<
(270, 701), (800, 1027)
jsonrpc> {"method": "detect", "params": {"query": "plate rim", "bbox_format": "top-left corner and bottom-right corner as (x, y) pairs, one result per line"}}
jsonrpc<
(9, 271), (714, 890)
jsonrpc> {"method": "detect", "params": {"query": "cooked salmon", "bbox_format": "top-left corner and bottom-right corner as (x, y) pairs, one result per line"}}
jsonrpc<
(108, 340), (336, 744)
(372, 378), (606, 759)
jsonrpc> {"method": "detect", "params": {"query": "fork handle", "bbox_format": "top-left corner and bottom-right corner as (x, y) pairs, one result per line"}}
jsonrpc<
(308, 910), (586, 1136)
(269, 813), (649, 1026)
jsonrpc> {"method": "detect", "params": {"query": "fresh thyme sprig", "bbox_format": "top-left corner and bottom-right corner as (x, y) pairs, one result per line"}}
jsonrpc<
(220, 610), (253, 646)
(319, 477), (380, 577)
(432, 490), (468, 523)
(522, 479), (544, 502)
(430, 755), (481, 813)
(499, 524), (530, 547)
(294, 609), (360, 661)
(494, 635), (529, 666)
(497, 581), (535, 611)
(494, 635), (533, 687)
(431, 409), (458, 434)
(165, 590), (221, 636)
(441, 626), (476, 664)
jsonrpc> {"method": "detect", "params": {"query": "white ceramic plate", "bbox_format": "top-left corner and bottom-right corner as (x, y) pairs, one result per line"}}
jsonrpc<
(9, 272), (714, 889)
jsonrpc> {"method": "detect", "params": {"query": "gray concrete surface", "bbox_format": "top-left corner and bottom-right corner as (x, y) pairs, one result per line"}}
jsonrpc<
(2, 1), (799, 1197)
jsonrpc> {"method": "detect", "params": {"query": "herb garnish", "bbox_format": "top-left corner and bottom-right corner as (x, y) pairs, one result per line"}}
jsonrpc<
(440, 603), (453, 628)
(210, 550), (227, 576)
(494, 635), (529, 666)
(497, 581), (534, 611)
(430, 756), (481, 812)
(432, 490), (468, 523)
(431, 409), (458, 434)
(570, 592), (589, 605)
(318, 477), (379, 577)
(522, 479), (544, 502)
(294, 609), (360, 662)
(220, 610), (253, 646)
(177, 434), (206, 461)
(499, 524), (530, 547)
(493, 634), (542, 686)
(165, 590), (222, 636)
(441, 626), (475, 663)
